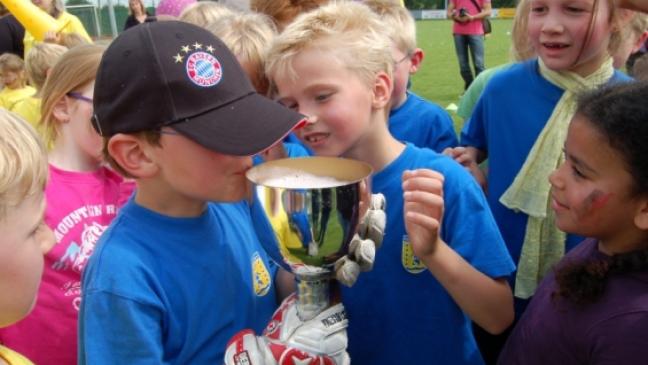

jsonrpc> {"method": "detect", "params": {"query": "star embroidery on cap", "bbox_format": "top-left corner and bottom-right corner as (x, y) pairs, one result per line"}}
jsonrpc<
(206, 45), (214, 53)
(193, 42), (203, 50)
(173, 53), (183, 63)
(181, 45), (191, 53)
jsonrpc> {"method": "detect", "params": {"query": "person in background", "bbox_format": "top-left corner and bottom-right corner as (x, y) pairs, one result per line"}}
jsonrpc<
(0, 3), (25, 58)
(0, 108), (55, 365)
(24, 0), (91, 58)
(447, 0), (491, 91)
(250, 0), (329, 32)
(0, 53), (35, 110)
(365, 0), (458, 153)
(0, 44), (134, 365)
(178, 1), (236, 28)
(12, 42), (68, 136)
(206, 11), (309, 162)
(499, 81), (648, 364)
(123, 0), (153, 30)
(155, 0), (196, 19)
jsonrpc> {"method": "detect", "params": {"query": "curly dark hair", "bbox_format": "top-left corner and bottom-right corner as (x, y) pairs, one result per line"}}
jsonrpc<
(553, 80), (648, 306)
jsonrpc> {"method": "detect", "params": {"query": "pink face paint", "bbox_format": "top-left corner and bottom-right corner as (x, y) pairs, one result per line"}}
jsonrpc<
(575, 189), (611, 218)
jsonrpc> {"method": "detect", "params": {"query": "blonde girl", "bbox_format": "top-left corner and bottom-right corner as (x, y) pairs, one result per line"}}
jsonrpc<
(460, 0), (636, 302)
(0, 44), (133, 365)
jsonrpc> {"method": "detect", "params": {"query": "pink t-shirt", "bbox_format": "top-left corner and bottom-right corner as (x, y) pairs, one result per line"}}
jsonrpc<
(0, 165), (135, 365)
(451, 0), (489, 35)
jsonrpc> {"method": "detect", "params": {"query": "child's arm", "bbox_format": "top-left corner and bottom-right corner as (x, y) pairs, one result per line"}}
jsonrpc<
(402, 169), (513, 334)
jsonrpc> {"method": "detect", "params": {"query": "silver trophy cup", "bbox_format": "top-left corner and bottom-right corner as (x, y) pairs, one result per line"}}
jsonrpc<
(247, 157), (372, 321)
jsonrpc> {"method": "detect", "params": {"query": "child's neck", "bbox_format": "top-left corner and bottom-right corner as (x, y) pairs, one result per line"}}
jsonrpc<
(49, 140), (101, 173)
(344, 121), (405, 173)
(390, 91), (408, 111)
(134, 179), (209, 218)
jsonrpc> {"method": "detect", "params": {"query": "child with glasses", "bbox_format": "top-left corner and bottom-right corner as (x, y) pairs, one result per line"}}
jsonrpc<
(365, 0), (458, 153)
(0, 44), (134, 365)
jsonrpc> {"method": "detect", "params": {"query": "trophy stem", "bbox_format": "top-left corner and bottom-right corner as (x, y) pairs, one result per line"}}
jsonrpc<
(294, 271), (335, 321)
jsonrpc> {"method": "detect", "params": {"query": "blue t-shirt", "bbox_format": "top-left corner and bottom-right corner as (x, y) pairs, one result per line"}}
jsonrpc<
(460, 59), (632, 273)
(389, 91), (458, 153)
(79, 198), (278, 364)
(342, 144), (515, 365)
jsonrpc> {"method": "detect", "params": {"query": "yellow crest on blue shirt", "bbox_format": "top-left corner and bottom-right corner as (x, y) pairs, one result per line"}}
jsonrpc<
(252, 252), (271, 296)
(402, 235), (426, 274)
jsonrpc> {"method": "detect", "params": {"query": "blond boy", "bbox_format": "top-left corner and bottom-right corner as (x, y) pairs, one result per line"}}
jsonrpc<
(265, 2), (514, 364)
(0, 109), (55, 364)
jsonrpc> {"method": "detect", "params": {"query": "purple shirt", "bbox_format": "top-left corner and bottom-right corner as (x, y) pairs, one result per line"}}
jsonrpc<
(498, 238), (648, 365)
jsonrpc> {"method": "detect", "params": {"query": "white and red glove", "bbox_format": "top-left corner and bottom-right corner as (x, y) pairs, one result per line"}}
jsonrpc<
(224, 293), (349, 365)
(334, 193), (386, 287)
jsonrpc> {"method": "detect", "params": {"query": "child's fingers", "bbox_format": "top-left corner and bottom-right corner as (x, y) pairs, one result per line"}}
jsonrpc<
(404, 210), (440, 231)
(402, 172), (444, 196)
(404, 191), (444, 220)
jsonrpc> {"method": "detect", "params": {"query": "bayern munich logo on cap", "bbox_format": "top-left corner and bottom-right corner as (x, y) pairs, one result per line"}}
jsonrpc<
(186, 51), (222, 87)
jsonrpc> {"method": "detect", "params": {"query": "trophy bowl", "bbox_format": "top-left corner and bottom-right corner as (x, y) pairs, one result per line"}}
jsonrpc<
(247, 156), (372, 320)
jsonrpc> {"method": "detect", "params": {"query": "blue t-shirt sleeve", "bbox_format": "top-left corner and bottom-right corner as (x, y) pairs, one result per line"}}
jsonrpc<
(440, 161), (515, 278)
(429, 111), (459, 152)
(79, 291), (166, 364)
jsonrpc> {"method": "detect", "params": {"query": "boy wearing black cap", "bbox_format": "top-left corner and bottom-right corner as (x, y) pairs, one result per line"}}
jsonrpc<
(77, 21), (339, 363)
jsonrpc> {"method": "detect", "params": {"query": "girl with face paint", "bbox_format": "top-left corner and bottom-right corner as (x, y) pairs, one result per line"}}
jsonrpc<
(498, 81), (648, 365)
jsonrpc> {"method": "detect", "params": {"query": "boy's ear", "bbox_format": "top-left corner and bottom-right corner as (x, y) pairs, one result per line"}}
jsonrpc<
(372, 71), (392, 109)
(108, 134), (159, 178)
(409, 48), (424, 75)
(633, 31), (648, 53)
(634, 198), (648, 230)
(52, 96), (71, 123)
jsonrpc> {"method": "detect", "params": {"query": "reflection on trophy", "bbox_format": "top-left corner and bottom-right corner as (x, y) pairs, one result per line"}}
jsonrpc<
(247, 157), (372, 321)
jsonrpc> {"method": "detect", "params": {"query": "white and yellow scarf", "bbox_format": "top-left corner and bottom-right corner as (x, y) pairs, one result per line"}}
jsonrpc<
(499, 57), (614, 299)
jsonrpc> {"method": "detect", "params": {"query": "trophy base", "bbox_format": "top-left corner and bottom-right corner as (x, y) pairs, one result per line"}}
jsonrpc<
(294, 270), (335, 321)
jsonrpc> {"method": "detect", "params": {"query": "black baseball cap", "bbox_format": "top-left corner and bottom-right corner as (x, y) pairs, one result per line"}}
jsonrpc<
(92, 21), (305, 156)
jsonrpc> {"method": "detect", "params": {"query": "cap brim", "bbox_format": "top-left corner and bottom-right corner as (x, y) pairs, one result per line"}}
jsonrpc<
(171, 93), (305, 156)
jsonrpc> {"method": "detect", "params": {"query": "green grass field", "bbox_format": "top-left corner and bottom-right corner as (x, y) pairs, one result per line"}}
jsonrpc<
(411, 19), (514, 132)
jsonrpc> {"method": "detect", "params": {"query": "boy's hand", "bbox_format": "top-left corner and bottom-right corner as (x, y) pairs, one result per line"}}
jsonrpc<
(224, 293), (349, 365)
(443, 146), (487, 191)
(402, 169), (445, 260)
(334, 193), (386, 287)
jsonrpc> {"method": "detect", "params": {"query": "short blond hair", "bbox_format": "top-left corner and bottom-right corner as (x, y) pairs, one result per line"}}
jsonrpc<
(0, 109), (47, 219)
(179, 1), (236, 27)
(266, 1), (393, 89)
(25, 43), (68, 91)
(206, 12), (277, 94)
(363, 0), (416, 54)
